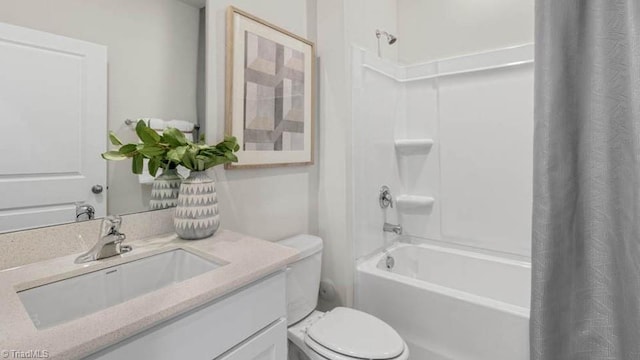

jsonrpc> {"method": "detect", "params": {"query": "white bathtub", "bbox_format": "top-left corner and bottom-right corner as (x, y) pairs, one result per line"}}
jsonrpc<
(356, 242), (530, 360)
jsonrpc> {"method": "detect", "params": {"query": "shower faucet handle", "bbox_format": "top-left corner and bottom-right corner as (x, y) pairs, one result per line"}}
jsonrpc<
(379, 185), (393, 208)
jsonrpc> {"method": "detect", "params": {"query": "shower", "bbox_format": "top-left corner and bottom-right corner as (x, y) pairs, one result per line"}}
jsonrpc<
(375, 29), (396, 57)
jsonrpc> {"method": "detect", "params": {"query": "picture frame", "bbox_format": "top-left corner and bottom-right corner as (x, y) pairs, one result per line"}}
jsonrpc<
(225, 6), (316, 169)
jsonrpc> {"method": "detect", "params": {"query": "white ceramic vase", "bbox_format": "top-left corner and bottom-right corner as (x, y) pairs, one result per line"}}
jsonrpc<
(149, 168), (183, 210)
(173, 170), (220, 240)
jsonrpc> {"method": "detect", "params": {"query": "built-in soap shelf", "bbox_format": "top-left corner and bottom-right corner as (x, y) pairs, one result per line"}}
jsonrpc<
(394, 139), (434, 155)
(396, 195), (435, 211)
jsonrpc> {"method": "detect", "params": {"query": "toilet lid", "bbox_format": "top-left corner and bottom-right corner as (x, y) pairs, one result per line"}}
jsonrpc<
(305, 307), (405, 359)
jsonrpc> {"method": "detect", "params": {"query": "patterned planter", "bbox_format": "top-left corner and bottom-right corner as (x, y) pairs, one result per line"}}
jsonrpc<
(174, 171), (220, 240)
(150, 168), (183, 210)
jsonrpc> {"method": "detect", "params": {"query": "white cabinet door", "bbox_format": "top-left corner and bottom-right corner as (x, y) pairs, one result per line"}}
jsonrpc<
(217, 319), (287, 360)
(0, 22), (107, 233)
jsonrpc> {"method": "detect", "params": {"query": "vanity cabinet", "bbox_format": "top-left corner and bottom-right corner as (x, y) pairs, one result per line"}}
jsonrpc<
(217, 319), (287, 360)
(86, 271), (287, 360)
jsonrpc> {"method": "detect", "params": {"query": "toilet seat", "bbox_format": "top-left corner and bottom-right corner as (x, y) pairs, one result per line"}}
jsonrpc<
(303, 307), (409, 360)
(305, 335), (409, 360)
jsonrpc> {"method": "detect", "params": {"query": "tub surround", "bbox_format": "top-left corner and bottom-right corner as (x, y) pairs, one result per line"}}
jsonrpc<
(352, 44), (534, 259)
(0, 229), (298, 360)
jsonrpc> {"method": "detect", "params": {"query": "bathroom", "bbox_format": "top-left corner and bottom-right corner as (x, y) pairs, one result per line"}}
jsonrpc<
(0, 0), (635, 359)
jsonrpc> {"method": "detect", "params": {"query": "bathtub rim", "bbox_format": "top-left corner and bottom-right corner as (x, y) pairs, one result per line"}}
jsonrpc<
(357, 242), (531, 319)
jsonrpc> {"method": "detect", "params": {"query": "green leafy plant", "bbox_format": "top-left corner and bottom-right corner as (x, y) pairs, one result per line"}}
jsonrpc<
(102, 120), (240, 175)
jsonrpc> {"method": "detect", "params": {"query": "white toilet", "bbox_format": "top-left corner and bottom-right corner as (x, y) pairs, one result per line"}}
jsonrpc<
(278, 234), (409, 360)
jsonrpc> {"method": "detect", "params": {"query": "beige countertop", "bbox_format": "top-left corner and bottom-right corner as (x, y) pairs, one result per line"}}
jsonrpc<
(0, 230), (298, 360)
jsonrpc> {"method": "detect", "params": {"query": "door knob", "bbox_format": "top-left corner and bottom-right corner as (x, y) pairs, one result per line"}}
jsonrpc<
(91, 185), (104, 194)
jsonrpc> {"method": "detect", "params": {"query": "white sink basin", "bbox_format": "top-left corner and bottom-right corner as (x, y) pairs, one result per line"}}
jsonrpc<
(18, 249), (221, 329)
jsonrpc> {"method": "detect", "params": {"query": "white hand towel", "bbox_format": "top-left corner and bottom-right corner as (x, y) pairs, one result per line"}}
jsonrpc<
(167, 119), (196, 133)
(136, 118), (166, 130)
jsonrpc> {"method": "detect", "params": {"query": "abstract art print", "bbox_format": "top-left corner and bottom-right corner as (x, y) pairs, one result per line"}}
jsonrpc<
(226, 7), (315, 168)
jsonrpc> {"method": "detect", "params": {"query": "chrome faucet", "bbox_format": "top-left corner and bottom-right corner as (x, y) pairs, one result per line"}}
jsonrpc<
(383, 222), (403, 235)
(75, 215), (132, 264)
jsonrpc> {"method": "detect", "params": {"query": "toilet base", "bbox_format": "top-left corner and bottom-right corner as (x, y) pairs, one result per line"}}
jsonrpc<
(287, 310), (326, 360)
(288, 339), (310, 360)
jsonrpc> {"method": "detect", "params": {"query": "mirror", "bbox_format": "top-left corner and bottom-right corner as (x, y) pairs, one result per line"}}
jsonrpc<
(0, 0), (204, 233)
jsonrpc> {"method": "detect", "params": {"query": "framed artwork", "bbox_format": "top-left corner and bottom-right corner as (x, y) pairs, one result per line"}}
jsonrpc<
(225, 6), (315, 168)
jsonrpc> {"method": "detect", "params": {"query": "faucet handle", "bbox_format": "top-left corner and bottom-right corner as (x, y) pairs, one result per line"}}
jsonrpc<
(100, 215), (123, 236)
(379, 185), (394, 209)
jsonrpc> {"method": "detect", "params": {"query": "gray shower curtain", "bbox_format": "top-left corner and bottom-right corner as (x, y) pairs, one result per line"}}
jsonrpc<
(532, 0), (640, 359)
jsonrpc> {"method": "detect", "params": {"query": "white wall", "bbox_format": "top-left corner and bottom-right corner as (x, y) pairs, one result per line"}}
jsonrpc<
(203, 0), (319, 244)
(199, 0), (397, 310)
(315, 0), (351, 309)
(314, 0), (398, 309)
(0, 0), (201, 216)
(397, 0), (534, 63)
(346, 0), (398, 62)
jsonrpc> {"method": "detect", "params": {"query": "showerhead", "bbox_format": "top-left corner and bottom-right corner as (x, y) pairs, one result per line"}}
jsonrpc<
(387, 34), (397, 45)
(376, 29), (397, 45)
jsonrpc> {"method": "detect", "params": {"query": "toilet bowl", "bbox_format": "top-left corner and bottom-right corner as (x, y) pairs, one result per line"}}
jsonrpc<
(278, 235), (409, 360)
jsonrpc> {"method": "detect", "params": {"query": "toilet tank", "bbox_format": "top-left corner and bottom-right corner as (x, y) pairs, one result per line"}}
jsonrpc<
(277, 234), (323, 325)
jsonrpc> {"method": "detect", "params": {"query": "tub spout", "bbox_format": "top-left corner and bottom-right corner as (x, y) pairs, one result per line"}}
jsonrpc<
(383, 222), (403, 235)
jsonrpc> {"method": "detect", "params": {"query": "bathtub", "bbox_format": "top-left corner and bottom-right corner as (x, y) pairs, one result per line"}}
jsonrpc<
(356, 242), (530, 360)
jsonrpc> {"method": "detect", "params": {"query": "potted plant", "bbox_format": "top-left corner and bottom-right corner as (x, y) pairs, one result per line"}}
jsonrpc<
(103, 120), (240, 239)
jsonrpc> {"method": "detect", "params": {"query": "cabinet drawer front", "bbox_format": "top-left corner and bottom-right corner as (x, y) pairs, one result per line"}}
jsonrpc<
(217, 319), (287, 360)
(88, 271), (286, 360)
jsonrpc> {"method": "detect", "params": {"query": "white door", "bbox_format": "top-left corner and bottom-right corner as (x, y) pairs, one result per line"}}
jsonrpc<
(0, 22), (107, 233)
